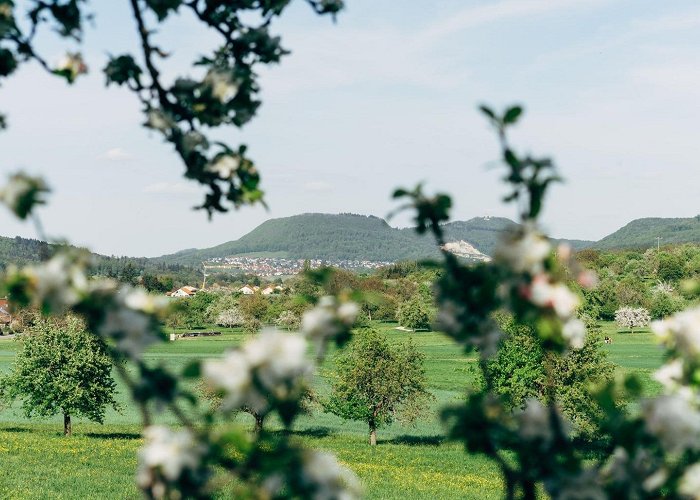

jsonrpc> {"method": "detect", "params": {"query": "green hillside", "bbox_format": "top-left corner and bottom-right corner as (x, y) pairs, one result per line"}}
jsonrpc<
(0, 235), (55, 269)
(157, 213), (441, 264)
(595, 216), (700, 250)
(154, 213), (595, 265)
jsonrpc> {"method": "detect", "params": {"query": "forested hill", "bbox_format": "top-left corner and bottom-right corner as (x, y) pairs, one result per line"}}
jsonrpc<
(594, 216), (700, 250)
(0, 235), (52, 268)
(156, 213), (441, 264)
(154, 213), (594, 265)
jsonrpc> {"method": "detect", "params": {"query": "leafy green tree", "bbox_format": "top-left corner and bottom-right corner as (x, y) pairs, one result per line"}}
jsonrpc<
(325, 329), (432, 446)
(239, 293), (269, 322)
(481, 314), (616, 442)
(397, 296), (431, 330)
(0, 316), (119, 436)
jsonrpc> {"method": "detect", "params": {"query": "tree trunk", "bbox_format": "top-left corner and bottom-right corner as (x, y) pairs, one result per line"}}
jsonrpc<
(369, 421), (377, 446)
(254, 413), (264, 434)
(64, 412), (71, 436)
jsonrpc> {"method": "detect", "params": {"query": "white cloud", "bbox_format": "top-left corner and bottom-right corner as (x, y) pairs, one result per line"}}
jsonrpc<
(99, 148), (133, 162)
(143, 181), (200, 195)
(417, 0), (609, 45)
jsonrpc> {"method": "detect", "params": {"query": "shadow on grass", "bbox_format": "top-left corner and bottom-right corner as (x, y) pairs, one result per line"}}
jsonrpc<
(286, 426), (336, 438)
(0, 426), (30, 433)
(84, 431), (141, 440)
(380, 434), (445, 446)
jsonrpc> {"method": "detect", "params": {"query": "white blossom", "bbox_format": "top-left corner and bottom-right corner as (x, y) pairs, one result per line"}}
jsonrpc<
(123, 286), (169, 315)
(562, 318), (586, 349)
(337, 302), (359, 325)
(206, 154), (240, 179)
(302, 450), (361, 500)
(643, 394), (700, 454)
(0, 173), (49, 217)
(137, 426), (206, 494)
(302, 296), (360, 343)
(528, 275), (580, 319)
(145, 109), (176, 132)
(652, 306), (700, 358)
(615, 307), (651, 331)
(518, 399), (553, 442)
(203, 329), (310, 413)
(679, 462), (700, 499)
(552, 469), (606, 500)
(182, 131), (208, 153)
(55, 52), (87, 81)
(653, 359), (684, 391)
(18, 253), (88, 312)
(495, 223), (551, 274)
(100, 307), (157, 359)
(202, 350), (251, 409)
(204, 69), (239, 103)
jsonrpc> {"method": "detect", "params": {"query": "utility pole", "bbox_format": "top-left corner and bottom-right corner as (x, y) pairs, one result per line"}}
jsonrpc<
(201, 262), (208, 290)
(656, 237), (662, 251)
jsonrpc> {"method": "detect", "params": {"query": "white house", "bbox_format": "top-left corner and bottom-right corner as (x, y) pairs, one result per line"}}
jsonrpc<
(239, 285), (255, 295)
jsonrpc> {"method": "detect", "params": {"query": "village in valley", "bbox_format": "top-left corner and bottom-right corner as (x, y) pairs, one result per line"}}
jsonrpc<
(202, 256), (394, 277)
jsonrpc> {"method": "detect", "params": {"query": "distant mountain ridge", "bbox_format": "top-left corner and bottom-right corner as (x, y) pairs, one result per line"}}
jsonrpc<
(2, 214), (699, 270)
(153, 213), (594, 265)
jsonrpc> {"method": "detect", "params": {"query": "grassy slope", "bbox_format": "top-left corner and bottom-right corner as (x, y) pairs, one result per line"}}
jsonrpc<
(0, 322), (663, 498)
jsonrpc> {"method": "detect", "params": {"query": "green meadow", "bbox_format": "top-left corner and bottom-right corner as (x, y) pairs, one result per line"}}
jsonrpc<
(0, 322), (665, 499)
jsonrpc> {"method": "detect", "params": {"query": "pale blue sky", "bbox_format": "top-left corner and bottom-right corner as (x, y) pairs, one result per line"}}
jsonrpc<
(1, 0), (699, 256)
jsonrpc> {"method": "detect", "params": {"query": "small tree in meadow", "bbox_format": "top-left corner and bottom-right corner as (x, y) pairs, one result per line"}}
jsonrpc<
(614, 307), (651, 333)
(397, 296), (431, 331)
(0, 316), (119, 436)
(215, 307), (244, 328)
(276, 310), (300, 330)
(325, 328), (432, 446)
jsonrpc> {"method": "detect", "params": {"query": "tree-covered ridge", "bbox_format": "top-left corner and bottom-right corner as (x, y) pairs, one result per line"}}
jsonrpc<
(155, 213), (600, 265)
(595, 215), (700, 250)
(0, 235), (51, 268)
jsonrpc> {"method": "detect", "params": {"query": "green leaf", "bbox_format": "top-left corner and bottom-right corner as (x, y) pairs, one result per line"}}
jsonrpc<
(503, 106), (523, 124)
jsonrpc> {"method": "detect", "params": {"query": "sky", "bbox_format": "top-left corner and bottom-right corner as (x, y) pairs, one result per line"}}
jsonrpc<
(1, 0), (699, 257)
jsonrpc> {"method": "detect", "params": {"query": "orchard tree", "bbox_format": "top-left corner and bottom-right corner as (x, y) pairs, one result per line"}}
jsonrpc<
(325, 328), (432, 446)
(615, 307), (651, 333)
(397, 296), (431, 330)
(0, 316), (119, 436)
(215, 307), (244, 328)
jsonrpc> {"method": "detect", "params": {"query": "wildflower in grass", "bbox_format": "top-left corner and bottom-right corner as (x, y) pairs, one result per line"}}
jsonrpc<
(137, 425), (207, 498)
(495, 223), (551, 275)
(302, 450), (361, 500)
(0, 172), (50, 219)
(643, 394), (700, 454)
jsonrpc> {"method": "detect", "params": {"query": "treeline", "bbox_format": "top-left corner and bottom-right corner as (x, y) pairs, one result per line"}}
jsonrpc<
(575, 243), (700, 320)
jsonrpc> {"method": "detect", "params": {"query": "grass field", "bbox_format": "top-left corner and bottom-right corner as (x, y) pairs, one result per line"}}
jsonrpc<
(0, 321), (665, 498)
